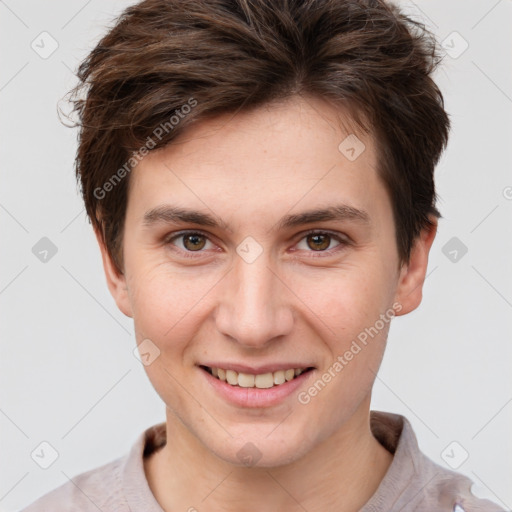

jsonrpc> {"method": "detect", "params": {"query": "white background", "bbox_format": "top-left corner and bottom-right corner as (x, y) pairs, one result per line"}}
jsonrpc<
(1, 1), (511, 510)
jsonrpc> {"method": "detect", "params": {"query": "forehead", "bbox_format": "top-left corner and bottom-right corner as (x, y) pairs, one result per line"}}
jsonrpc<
(143, 96), (371, 172)
(127, 96), (388, 229)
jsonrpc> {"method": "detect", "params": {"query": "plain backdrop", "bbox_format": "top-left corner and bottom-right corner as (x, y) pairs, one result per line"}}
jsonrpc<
(1, 1), (511, 511)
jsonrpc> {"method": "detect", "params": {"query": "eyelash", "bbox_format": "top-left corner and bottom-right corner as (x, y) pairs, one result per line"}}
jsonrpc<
(164, 229), (350, 259)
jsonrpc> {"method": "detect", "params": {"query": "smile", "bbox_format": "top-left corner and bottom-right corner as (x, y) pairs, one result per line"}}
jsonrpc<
(201, 366), (314, 389)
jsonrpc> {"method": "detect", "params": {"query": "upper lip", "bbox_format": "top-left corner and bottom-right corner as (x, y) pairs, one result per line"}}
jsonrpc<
(199, 363), (315, 374)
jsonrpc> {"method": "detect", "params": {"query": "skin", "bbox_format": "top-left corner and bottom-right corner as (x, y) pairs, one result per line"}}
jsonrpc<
(96, 95), (436, 511)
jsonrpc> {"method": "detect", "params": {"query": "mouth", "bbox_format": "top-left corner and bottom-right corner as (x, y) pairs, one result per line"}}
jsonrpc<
(200, 365), (315, 389)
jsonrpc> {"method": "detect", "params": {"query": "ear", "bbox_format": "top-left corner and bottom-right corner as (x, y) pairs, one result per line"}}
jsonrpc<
(394, 218), (437, 316)
(94, 227), (133, 318)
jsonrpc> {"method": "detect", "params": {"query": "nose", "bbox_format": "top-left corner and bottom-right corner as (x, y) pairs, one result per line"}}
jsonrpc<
(214, 249), (294, 348)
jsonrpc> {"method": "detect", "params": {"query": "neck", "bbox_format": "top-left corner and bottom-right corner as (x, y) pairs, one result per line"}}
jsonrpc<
(144, 400), (393, 512)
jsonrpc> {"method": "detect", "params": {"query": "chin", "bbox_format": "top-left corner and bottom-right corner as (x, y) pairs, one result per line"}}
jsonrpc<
(206, 428), (315, 469)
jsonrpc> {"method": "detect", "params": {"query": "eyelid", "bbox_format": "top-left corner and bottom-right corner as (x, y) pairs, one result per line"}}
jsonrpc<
(165, 228), (350, 258)
(294, 228), (350, 243)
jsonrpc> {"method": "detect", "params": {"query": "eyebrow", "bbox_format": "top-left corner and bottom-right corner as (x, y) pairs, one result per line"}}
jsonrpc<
(142, 204), (371, 232)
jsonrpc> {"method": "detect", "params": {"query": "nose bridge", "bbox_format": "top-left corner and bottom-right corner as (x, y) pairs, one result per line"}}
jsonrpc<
(214, 247), (293, 347)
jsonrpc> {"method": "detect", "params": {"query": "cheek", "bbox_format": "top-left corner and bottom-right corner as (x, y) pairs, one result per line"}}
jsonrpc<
(127, 252), (397, 347)
(290, 260), (397, 400)
(290, 261), (395, 332)
(127, 261), (220, 347)
(127, 267), (210, 411)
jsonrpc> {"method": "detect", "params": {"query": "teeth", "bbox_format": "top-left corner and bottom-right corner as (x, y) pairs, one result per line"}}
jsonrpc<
(255, 373), (274, 389)
(273, 370), (285, 385)
(226, 369), (238, 385)
(285, 369), (295, 381)
(238, 372), (255, 388)
(207, 367), (308, 388)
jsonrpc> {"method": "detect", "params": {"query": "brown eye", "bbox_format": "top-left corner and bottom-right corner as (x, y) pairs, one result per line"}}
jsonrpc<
(166, 231), (214, 255)
(182, 233), (207, 251)
(306, 233), (332, 251)
(295, 231), (346, 255)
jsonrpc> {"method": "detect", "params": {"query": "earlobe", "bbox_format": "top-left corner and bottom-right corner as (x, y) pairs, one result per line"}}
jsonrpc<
(394, 220), (437, 316)
(93, 227), (133, 318)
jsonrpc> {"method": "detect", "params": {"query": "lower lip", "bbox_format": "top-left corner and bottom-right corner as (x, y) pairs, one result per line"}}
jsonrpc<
(201, 368), (314, 408)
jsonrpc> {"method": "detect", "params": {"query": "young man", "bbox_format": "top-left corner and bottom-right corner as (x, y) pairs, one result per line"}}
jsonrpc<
(22, 0), (505, 511)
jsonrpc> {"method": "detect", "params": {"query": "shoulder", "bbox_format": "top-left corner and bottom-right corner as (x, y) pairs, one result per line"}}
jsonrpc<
(366, 412), (507, 512)
(19, 423), (166, 512)
(417, 465), (507, 512)
(19, 456), (127, 512)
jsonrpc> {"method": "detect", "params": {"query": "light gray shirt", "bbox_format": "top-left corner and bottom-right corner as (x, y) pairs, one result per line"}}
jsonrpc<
(20, 411), (506, 512)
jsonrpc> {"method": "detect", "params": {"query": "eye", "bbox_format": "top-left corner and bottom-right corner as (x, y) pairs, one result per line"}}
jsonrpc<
(165, 229), (349, 259)
(166, 231), (215, 256)
(295, 230), (347, 255)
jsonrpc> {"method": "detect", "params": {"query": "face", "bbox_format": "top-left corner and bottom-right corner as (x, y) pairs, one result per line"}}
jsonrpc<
(98, 95), (435, 467)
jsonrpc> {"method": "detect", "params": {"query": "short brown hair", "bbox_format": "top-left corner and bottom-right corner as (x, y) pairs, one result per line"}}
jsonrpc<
(67, 0), (450, 274)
